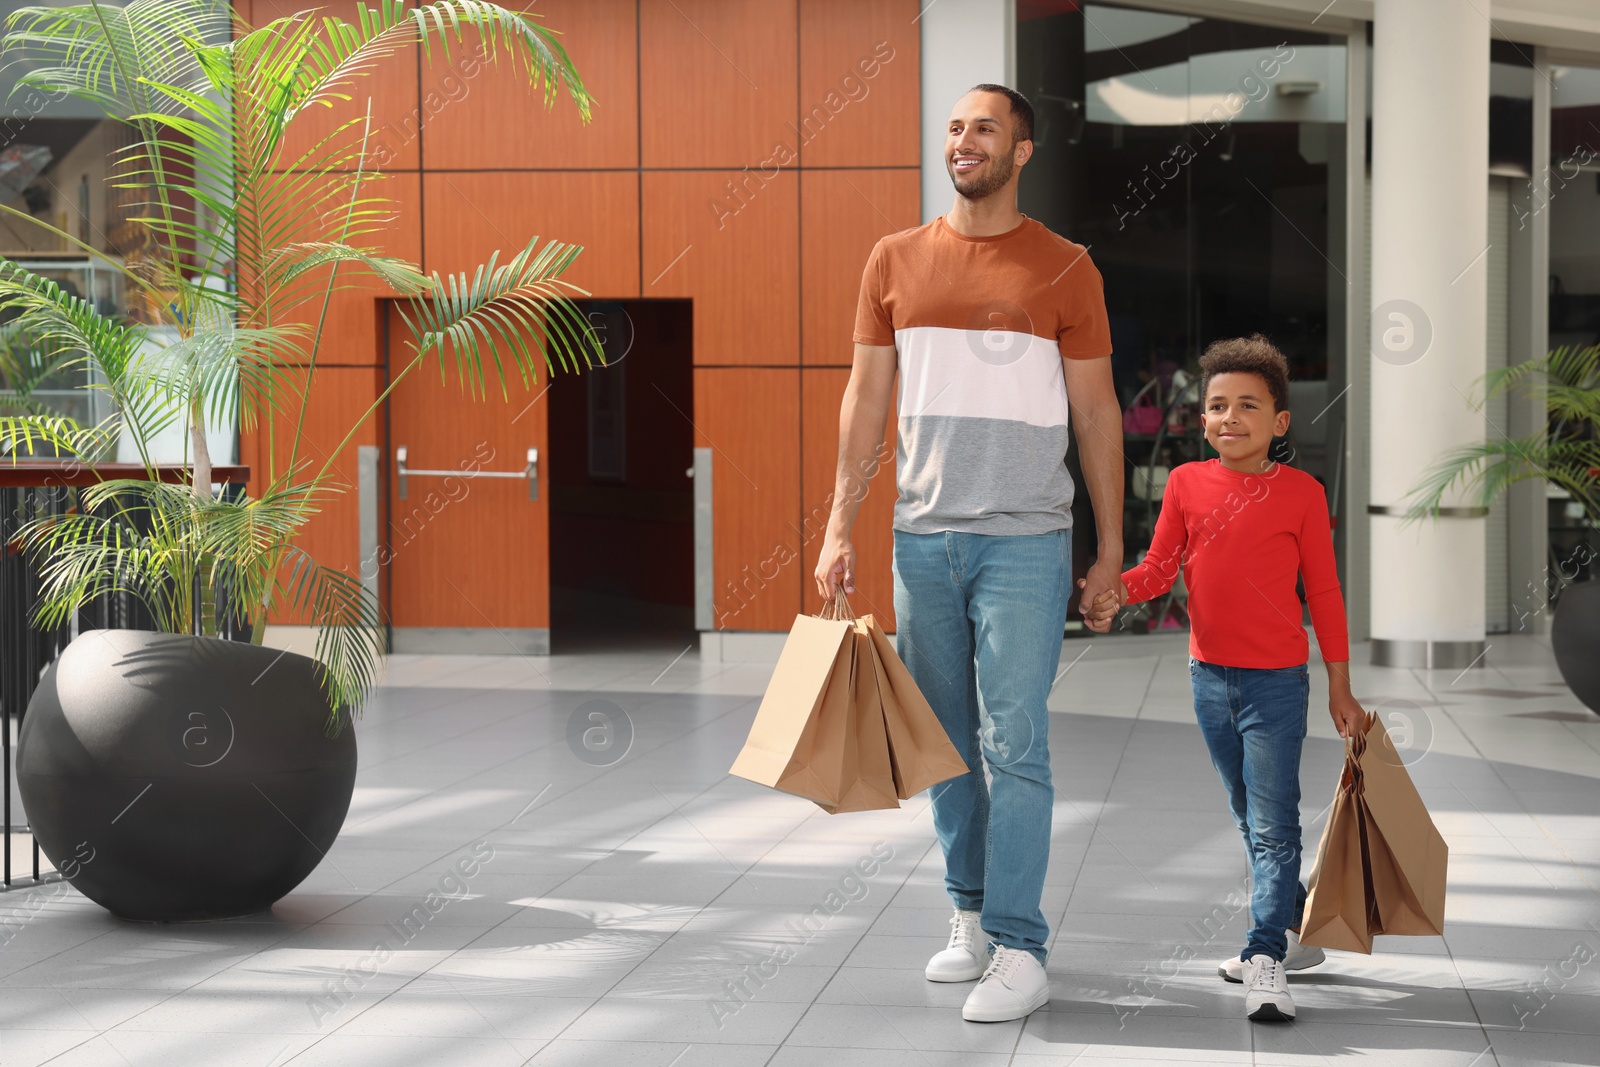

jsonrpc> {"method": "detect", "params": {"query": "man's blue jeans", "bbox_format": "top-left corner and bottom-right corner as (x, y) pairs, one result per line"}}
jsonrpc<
(1188, 657), (1310, 963)
(892, 528), (1071, 965)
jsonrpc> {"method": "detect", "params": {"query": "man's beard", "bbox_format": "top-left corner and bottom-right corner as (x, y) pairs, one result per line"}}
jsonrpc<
(950, 150), (1015, 201)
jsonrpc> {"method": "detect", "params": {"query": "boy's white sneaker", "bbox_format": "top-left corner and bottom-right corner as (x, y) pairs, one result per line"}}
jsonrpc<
(1243, 954), (1296, 1022)
(961, 945), (1051, 1022)
(1218, 928), (1325, 982)
(925, 909), (988, 982)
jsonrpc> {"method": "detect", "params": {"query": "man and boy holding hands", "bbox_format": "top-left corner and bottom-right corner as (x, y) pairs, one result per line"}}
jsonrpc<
(813, 83), (1367, 1024)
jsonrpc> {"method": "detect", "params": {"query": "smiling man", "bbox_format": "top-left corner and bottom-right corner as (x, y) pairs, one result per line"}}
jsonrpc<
(814, 84), (1124, 1023)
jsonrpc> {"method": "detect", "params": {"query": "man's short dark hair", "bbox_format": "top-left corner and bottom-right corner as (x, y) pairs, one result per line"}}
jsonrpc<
(1198, 333), (1291, 412)
(968, 83), (1034, 144)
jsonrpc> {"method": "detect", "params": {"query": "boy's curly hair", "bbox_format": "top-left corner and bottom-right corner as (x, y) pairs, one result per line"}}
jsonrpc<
(1198, 334), (1290, 412)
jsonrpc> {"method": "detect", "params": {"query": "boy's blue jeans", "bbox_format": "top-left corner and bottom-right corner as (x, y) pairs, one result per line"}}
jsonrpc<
(1188, 657), (1310, 963)
(892, 528), (1072, 966)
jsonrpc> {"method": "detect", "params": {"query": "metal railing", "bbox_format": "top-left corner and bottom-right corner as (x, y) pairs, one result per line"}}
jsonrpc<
(1, 461), (250, 890)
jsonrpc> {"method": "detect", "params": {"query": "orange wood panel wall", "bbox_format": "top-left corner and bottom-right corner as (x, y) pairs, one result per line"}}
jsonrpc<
(422, 171), (640, 297)
(246, 0), (421, 172)
(253, 0), (920, 632)
(418, 0), (639, 171)
(640, 0), (800, 170)
(801, 168), (920, 365)
(642, 170), (799, 365)
(797, 0), (922, 168)
(249, 171), (422, 369)
(800, 368), (898, 626)
(239, 366), (383, 624)
(695, 368), (801, 632)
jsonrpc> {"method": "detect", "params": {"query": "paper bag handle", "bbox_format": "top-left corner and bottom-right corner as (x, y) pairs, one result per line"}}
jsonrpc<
(818, 587), (856, 621)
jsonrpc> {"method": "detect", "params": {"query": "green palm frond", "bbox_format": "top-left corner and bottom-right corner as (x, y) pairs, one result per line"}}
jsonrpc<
(400, 236), (599, 398)
(0, 260), (145, 376)
(0, 259), (184, 465)
(2, 0), (223, 117)
(4, 1), (232, 298)
(277, 547), (384, 729)
(0, 321), (73, 386)
(1405, 438), (1599, 519)
(294, 0), (590, 123)
(0, 323), (75, 418)
(21, 487), (194, 632)
(137, 323), (305, 431)
(1406, 343), (1600, 527)
(269, 242), (430, 297)
(0, 412), (121, 462)
(1481, 344), (1600, 406)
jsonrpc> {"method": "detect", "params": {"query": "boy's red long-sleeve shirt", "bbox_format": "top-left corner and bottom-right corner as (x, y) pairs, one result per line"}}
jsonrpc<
(1120, 459), (1350, 668)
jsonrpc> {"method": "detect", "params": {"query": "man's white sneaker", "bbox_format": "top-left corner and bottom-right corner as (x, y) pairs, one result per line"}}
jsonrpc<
(1218, 929), (1326, 982)
(961, 945), (1051, 1022)
(1243, 954), (1296, 1022)
(925, 909), (988, 982)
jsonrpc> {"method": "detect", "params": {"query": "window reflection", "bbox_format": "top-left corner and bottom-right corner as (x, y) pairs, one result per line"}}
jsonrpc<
(1018, 2), (1348, 633)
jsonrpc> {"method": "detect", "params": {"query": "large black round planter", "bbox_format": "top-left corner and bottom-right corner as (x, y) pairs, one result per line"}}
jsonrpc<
(1552, 580), (1600, 716)
(16, 630), (357, 921)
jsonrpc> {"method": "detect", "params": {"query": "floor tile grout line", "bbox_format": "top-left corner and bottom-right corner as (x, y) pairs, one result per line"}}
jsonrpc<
(1558, 716), (1600, 761)
(518, 793), (946, 1054)
(288, 692), (691, 925)
(404, 767), (793, 1053)
(268, 748), (751, 1059)
(30, 919), (317, 1066)
(315, 696), (763, 929)
(1417, 668), (1600, 902)
(1052, 652), (1162, 922)
(346, 687), (541, 771)
(1023, 652), (1163, 1057)
(323, 698), (798, 1055)
(342, 683), (759, 835)
(1444, 945), (1508, 1067)
(756, 834), (945, 1065)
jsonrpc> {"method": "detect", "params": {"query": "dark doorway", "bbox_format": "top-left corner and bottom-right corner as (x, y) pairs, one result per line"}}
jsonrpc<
(548, 299), (696, 653)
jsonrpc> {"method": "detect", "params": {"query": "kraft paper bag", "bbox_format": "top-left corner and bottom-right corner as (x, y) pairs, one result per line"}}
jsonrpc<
(1301, 733), (1378, 952)
(814, 616), (900, 814)
(863, 615), (970, 798)
(1361, 713), (1449, 938)
(1300, 713), (1449, 953)
(728, 611), (857, 806)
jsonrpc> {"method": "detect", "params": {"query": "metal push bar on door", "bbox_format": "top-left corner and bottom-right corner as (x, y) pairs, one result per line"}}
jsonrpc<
(396, 446), (539, 500)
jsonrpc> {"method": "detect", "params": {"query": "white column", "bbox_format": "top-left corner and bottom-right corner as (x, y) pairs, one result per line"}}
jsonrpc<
(919, 0), (1014, 223)
(1367, 0), (1489, 669)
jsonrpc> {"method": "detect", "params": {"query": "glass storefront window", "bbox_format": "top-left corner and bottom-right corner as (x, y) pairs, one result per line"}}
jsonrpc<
(1017, 2), (1348, 634)
(1546, 63), (1600, 585)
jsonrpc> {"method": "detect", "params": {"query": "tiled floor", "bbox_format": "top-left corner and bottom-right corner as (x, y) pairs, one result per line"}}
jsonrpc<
(4, 632), (1599, 1066)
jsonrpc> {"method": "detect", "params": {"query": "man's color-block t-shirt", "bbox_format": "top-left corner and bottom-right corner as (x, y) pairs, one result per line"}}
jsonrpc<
(853, 216), (1112, 536)
(1119, 459), (1351, 669)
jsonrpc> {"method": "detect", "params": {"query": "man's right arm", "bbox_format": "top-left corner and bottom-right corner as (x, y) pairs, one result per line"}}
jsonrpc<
(814, 343), (897, 599)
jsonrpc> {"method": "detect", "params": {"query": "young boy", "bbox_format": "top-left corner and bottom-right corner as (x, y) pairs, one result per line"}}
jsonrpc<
(1086, 334), (1368, 1022)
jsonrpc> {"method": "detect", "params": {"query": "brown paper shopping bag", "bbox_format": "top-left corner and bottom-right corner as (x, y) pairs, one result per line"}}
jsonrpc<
(1301, 732), (1379, 952)
(862, 615), (970, 798)
(816, 615), (901, 814)
(728, 606), (857, 806)
(1300, 713), (1449, 953)
(1361, 714), (1448, 938)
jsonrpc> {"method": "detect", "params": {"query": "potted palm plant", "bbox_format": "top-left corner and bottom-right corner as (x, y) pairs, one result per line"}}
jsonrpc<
(0, 0), (597, 920)
(1406, 344), (1600, 714)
